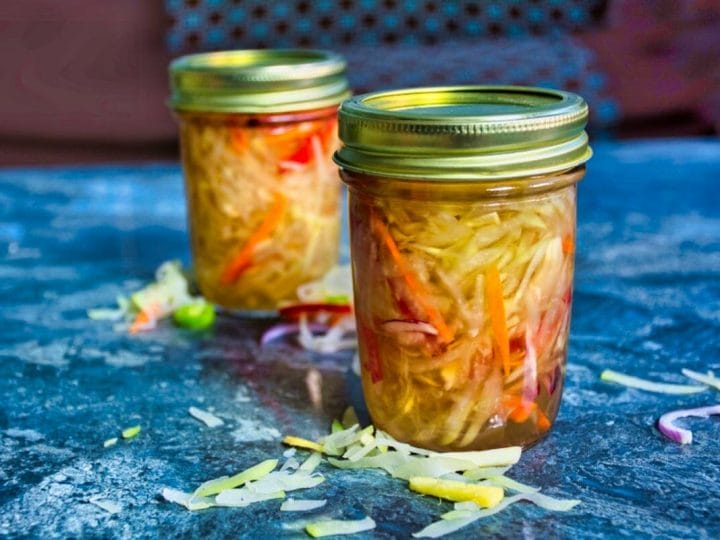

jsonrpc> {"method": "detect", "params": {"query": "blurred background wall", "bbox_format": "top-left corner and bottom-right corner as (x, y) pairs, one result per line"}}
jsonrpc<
(1, 0), (718, 165)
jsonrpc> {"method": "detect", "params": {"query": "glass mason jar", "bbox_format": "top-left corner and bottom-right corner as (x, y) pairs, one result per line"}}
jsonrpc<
(335, 86), (592, 451)
(169, 50), (350, 312)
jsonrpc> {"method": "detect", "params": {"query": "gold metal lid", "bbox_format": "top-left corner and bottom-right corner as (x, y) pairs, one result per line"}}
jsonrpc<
(334, 86), (592, 180)
(169, 49), (350, 113)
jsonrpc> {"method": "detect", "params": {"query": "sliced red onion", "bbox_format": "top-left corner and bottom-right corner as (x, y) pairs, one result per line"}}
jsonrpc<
(382, 320), (439, 335)
(261, 323), (328, 346)
(658, 404), (720, 444)
(542, 365), (562, 396)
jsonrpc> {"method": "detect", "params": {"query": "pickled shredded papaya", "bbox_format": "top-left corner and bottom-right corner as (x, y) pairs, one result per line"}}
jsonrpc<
(180, 110), (341, 310)
(349, 182), (577, 450)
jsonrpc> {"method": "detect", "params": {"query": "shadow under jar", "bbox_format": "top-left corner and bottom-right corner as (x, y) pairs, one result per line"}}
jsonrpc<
(335, 86), (592, 451)
(169, 50), (350, 312)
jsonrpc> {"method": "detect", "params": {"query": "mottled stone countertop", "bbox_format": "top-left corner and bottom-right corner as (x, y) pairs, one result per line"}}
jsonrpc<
(1, 140), (719, 539)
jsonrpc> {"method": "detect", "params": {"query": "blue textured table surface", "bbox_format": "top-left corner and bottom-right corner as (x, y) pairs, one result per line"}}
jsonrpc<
(1, 140), (719, 539)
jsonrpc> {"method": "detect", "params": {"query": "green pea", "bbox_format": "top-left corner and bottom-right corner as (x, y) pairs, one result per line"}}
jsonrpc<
(173, 302), (215, 331)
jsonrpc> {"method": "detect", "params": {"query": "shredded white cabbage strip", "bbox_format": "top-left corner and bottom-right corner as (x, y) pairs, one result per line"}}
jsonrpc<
(413, 513), (483, 538)
(453, 501), (481, 511)
(305, 516), (376, 538)
(246, 470), (325, 494)
(194, 458), (278, 497)
(484, 475), (540, 494)
(280, 457), (301, 472)
(328, 453), (481, 481)
(344, 440), (378, 462)
(88, 496), (122, 514)
(87, 308), (125, 321)
(215, 488), (285, 507)
(188, 406), (224, 428)
(461, 466), (512, 480)
(299, 452), (322, 473)
(280, 498), (328, 512)
(103, 437), (118, 448)
(320, 424), (361, 456)
(374, 430), (436, 456)
(681, 368), (720, 391)
(600, 369), (707, 394)
(161, 488), (214, 511)
(439, 509), (476, 521)
(413, 492), (580, 538)
(438, 448), (522, 468)
(373, 431), (521, 467)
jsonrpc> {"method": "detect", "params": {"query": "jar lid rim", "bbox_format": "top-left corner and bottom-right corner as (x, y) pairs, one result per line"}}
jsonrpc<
(169, 49), (350, 113)
(335, 85), (592, 181)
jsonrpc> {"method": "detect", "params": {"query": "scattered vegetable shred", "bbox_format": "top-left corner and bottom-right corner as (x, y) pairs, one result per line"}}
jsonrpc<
(121, 425), (141, 439)
(305, 516), (376, 538)
(600, 369), (708, 394)
(188, 407), (224, 428)
(88, 261), (215, 334)
(103, 437), (118, 448)
(280, 499), (328, 512)
(680, 368), (720, 391)
(162, 415), (580, 537)
(88, 496), (122, 514)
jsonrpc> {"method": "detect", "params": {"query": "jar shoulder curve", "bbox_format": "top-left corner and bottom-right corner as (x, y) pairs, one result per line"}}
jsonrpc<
(341, 165), (585, 203)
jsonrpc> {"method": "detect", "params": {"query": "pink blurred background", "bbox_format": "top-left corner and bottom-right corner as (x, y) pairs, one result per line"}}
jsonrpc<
(1, 0), (718, 165)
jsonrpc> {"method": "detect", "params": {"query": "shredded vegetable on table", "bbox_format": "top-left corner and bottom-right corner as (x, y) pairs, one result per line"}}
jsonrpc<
(305, 517), (376, 538)
(280, 499), (328, 512)
(350, 185), (577, 450)
(88, 260), (215, 334)
(599, 367), (720, 445)
(260, 265), (358, 354)
(188, 407), (224, 428)
(680, 368), (720, 391)
(600, 369), (708, 394)
(161, 411), (579, 537)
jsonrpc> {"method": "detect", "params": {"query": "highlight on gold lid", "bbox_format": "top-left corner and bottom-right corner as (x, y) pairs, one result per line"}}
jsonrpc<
(169, 49), (349, 113)
(334, 86), (592, 181)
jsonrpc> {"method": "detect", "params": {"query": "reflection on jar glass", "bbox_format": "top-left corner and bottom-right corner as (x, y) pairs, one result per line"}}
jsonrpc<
(336, 86), (592, 451)
(170, 50), (349, 312)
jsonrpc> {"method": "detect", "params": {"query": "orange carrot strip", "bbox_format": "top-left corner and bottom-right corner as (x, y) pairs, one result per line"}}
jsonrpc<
(536, 409), (552, 431)
(562, 233), (574, 255)
(220, 192), (287, 285)
(129, 302), (161, 335)
(229, 127), (248, 154)
(485, 265), (510, 377)
(371, 215), (454, 343)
